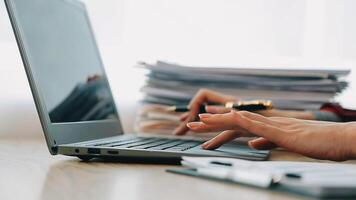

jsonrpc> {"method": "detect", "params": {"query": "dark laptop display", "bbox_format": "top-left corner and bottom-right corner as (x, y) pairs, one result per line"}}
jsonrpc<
(8, 0), (118, 123)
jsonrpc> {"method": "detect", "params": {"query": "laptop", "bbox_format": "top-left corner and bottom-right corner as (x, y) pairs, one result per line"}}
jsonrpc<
(5, 0), (269, 162)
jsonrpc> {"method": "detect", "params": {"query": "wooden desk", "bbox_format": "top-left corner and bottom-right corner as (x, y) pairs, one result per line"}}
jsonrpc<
(1, 136), (355, 200)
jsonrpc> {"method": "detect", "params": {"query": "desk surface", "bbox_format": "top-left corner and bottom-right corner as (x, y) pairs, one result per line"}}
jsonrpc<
(1, 136), (355, 200)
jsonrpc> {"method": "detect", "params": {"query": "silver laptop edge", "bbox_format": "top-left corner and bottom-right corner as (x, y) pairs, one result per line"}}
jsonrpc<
(5, 0), (269, 162)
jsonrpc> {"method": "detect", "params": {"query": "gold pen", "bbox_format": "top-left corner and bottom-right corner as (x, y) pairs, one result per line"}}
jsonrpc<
(167, 100), (273, 113)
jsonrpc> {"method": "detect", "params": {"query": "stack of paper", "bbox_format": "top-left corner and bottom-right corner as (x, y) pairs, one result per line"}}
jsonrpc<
(135, 61), (350, 135)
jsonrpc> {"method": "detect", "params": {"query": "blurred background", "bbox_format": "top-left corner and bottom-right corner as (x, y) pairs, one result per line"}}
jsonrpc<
(1, 0), (356, 137)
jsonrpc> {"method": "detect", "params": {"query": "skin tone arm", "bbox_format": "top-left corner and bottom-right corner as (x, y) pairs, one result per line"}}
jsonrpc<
(187, 111), (356, 161)
(174, 88), (315, 135)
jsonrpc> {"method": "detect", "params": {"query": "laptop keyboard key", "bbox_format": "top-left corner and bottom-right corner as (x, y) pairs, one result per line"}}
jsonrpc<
(124, 138), (163, 148)
(164, 141), (202, 151)
(112, 138), (154, 147)
(148, 140), (185, 150)
(129, 139), (173, 149)
(147, 140), (203, 151)
(164, 146), (187, 151)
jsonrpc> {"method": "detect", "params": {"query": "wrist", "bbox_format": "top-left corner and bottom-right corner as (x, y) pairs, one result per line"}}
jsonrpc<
(343, 122), (356, 159)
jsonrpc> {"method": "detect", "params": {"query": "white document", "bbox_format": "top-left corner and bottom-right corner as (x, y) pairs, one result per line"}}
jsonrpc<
(139, 61), (350, 79)
(181, 156), (356, 187)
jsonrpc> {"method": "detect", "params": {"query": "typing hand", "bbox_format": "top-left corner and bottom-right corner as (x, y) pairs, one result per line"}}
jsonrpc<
(173, 89), (237, 135)
(187, 111), (355, 161)
(174, 89), (314, 136)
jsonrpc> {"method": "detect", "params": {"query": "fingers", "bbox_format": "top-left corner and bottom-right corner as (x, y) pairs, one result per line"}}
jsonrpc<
(175, 89), (236, 135)
(188, 89), (236, 109)
(187, 111), (274, 133)
(187, 121), (241, 133)
(187, 89), (235, 122)
(187, 110), (287, 151)
(248, 137), (277, 150)
(179, 112), (190, 121)
(202, 130), (240, 150)
(198, 111), (289, 145)
(229, 112), (288, 145)
(205, 106), (231, 114)
(181, 106), (230, 122)
(200, 111), (280, 127)
(174, 116), (193, 135)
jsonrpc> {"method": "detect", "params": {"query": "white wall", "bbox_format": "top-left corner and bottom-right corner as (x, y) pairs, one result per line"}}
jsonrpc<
(1, 0), (356, 137)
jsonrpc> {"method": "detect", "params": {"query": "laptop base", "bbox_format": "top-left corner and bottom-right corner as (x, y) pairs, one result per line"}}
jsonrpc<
(58, 135), (270, 163)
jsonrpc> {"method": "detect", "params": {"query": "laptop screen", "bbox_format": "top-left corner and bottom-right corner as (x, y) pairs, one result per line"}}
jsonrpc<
(12, 0), (118, 123)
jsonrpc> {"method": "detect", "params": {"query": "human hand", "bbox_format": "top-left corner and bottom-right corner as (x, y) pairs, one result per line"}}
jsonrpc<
(187, 111), (355, 161)
(173, 89), (237, 135)
(173, 89), (317, 136)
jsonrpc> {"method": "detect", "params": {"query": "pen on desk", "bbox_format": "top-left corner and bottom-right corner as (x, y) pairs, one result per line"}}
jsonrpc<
(166, 100), (273, 113)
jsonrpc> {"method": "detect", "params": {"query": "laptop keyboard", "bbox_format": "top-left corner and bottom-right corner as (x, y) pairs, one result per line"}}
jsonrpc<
(92, 137), (203, 152)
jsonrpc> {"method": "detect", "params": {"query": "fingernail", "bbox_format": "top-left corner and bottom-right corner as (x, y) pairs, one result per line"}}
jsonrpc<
(248, 140), (255, 146)
(202, 141), (211, 149)
(205, 106), (214, 113)
(199, 113), (212, 119)
(186, 122), (201, 129)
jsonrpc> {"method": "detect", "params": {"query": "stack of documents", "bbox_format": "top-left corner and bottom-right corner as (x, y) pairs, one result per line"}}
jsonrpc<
(135, 61), (350, 135)
(135, 104), (181, 135)
(138, 61), (350, 110)
(167, 157), (356, 198)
